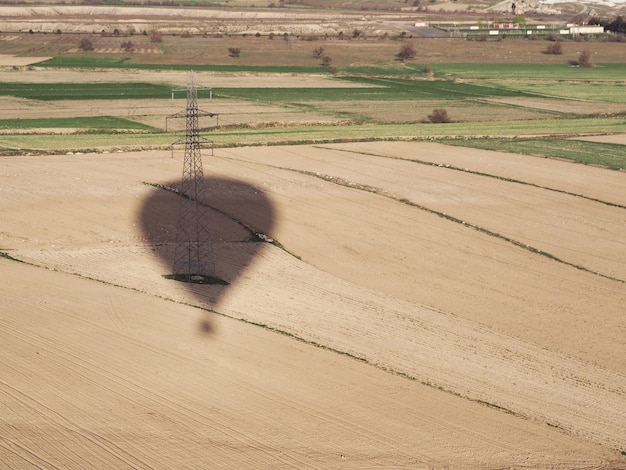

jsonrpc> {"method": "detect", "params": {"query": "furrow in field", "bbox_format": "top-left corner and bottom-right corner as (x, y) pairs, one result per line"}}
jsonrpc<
(207, 148), (626, 376)
(0, 265), (328, 468)
(2, 258), (623, 468)
(214, 246), (626, 450)
(2, 148), (625, 467)
(324, 141), (626, 207)
(220, 145), (626, 282)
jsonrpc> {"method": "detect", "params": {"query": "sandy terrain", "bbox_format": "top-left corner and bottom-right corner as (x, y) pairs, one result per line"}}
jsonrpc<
(1, 140), (625, 468)
(0, 6), (410, 36)
(1, 0), (622, 39)
(574, 133), (626, 145)
(0, 69), (372, 88)
(0, 54), (50, 66)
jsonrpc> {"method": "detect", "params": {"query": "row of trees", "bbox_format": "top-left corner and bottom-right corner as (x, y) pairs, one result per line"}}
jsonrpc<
(224, 44), (415, 67)
(588, 16), (626, 34)
(544, 41), (594, 67)
(77, 35), (594, 68)
(79, 38), (137, 52)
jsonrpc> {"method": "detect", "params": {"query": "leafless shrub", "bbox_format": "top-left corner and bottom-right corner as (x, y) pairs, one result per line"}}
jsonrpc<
(320, 55), (332, 67)
(577, 49), (593, 67)
(312, 46), (324, 58)
(78, 38), (94, 51)
(396, 43), (416, 61)
(545, 41), (563, 54)
(428, 108), (451, 123)
(228, 47), (241, 58)
(120, 40), (135, 52)
(150, 30), (162, 43)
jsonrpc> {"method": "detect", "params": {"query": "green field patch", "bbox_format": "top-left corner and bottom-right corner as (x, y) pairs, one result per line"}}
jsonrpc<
(12, 77), (479, 104)
(0, 82), (175, 101)
(2, 117), (626, 152)
(343, 65), (424, 76)
(216, 77), (535, 102)
(445, 137), (626, 170)
(478, 81), (626, 103)
(35, 57), (326, 74)
(0, 116), (156, 131)
(35, 57), (134, 68)
(430, 63), (626, 81)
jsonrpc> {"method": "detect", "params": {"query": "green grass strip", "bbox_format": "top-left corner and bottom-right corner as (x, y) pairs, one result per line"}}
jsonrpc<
(216, 76), (537, 102)
(0, 116), (157, 131)
(430, 63), (626, 81)
(2, 118), (626, 152)
(3, 75), (530, 103)
(34, 57), (327, 74)
(0, 82), (174, 101)
(33, 57), (626, 82)
(480, 81), (626, 103)
(445, 137), (626, 170)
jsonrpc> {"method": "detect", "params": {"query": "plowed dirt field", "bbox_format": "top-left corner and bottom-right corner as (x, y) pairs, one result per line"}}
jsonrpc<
(1, 141), (625, 468)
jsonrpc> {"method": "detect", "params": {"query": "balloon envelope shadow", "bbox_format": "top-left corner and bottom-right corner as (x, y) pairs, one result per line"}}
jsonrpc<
(139, 177), (275, 335)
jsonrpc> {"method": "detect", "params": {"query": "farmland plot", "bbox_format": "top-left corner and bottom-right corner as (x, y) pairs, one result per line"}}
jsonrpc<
(1, 142), (625, 467)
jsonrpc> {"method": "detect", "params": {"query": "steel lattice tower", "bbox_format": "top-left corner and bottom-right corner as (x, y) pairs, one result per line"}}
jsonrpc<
(171, 74), (218, 282)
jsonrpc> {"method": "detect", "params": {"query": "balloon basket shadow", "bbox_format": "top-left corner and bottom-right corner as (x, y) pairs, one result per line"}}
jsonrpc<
(163, 274), (229, 285)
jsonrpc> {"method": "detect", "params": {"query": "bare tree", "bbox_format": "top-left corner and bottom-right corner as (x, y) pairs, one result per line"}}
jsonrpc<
(428, 108), (451, 123)
(78, 38), (94, 51)
(545, 41), (563, 54)
(228, 47), (241, 58)
(396, 44), (416, 62)
(120, 40), (135, 52)
(312, 46), (324, 58)
(150, 30), (162, 43)
(577, 49), (593, 67)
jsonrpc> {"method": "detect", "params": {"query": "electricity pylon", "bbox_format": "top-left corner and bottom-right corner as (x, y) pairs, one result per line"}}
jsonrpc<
(168, 73), (222, 283)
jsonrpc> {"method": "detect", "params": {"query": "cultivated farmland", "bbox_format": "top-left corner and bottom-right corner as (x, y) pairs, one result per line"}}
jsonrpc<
(1, 3), (626, 468)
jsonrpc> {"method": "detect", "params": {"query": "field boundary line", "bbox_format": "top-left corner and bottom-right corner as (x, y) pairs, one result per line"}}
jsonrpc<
(316, 145), (626, 210)
(306, 170), (626, 285)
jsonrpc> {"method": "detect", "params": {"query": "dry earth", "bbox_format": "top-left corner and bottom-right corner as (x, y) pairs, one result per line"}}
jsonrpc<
(1, 0), (625, 39)
(1, 4), (625, 467)
(574, 133), (626, 145)
(0, 6), (413, 36)
(1, 140), (625, 468)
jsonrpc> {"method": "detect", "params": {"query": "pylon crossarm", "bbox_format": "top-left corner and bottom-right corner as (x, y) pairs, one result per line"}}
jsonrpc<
(165, 110), (218, 132)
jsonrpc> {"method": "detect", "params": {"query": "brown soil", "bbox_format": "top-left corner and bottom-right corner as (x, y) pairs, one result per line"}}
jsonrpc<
(1, 141), (625, 468)
(1, 5), (625, 467)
